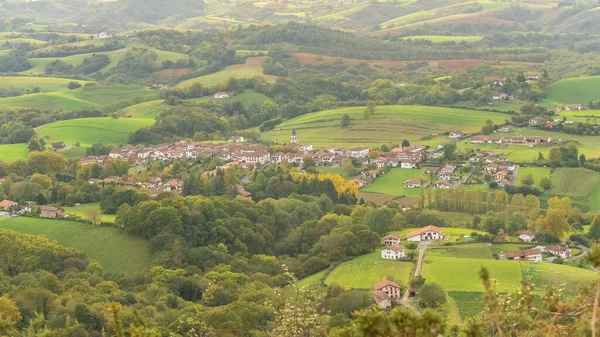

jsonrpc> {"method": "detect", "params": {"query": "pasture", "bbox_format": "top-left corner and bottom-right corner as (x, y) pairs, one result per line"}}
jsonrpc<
(545, 76), (600, 105)
(427, 243), (494, 259)
(521, 262), (597, 296)
(62, 202), (116, 223)
(324, 252), (413, 289)
(517, 167), (551, 187)
(121, 100), (169, 119)
(421, 256), (523, 292)
(448, 291), (484, 320)
(260, 105), (508, 148)
(361, 168), (429, 197)
(36, 117), (154, 147)
(0, 143), (29, 162)
(398, 227), (485, 237)
(188, 89), (269, 108)
(177, 57), (276, 88)
(548, 168), (600, 212)
(0, 76), (88, 92)
(0, 217), (150, 274)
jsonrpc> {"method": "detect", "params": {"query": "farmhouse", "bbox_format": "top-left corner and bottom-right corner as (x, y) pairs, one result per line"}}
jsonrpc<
(0, 199), (18, 211)
(437, 173), (452, 181)
(352, 178), (367, 187)
(374, 157), (390, 168)
(527, 74), (539, 81)
(529, 117), (548, 125)
(494, 170), (508, 180)
(544, 245), (571, 259)
(434, 180), (452, 189)
(498, 125), (514, 132)
(471, 136), (502, 144)
(517, 230), (536, 242)
(496, 178), (511, 187)
(381, 244), (405, 260)
(383, 234), (401, 246)
(213, 92), (229, 99)
(228, 136), (245, 142)
(403, 179), (422, 189)
(438, 142), (452, 149)
(51, 142), (66, 150)
(374, 280), (402, 301)
(449, 131), (465, 138)
(564, 104), (583, 111)
(92, 32), (112, 39)
(500, 249), (542, 262)
(405, 225), (443, 242)
(40, 206), (64, 219)
(400, 160), (418, 169)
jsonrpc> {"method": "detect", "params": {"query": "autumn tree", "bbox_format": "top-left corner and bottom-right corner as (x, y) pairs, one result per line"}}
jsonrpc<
(84, 205), (102, 225)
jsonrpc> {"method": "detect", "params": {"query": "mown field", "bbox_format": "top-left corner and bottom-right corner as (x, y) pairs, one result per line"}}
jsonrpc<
(548, 168), (600, 213)
(427, 243), (494, 259)
(260, 105), (508, 148)
(324, 252), (413, 289)
(0, 143), (29, 162)
(121, 100), (169, 119)
(545, 76), (600, 105)
(177, 57), (276, 88)
(0, 217), (150, 274)
(188, 89), (269, 107)
(361, 168), (429, 197)
(0, 76), (89, 92)
(62, 202), (116, 223)
(0, 84), (156, 112)
(517, 167), (551, 188)
(36, 117), (154, 147)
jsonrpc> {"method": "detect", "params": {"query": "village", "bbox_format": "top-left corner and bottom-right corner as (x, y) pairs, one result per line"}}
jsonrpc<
(371, 225), (575, 310)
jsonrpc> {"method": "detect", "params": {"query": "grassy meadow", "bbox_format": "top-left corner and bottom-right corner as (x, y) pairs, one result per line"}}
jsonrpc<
(62, 202), (117, 223)
(361, 168), (429, 197)
(517, 167), (551, 187)
(401, 35), (483, 42)
(0, 217), (150, 274)
(324, 252), (413, 289)
(0, 76), (88, 91)
(0, 143), (29, 162)
(176, 63), (276, 88)
(547, 167), (600, 212)
(545, 76), (600, 105)
(188, 89), (269, 107)
(121, 100), (169, 119)
(260, 105), (508, 148)
(36, 117), (154, 147)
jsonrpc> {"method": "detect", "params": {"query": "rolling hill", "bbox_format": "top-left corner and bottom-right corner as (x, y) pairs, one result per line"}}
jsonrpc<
(545, 76), (600, 105)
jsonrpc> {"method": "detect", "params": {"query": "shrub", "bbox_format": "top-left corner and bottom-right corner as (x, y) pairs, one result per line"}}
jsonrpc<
(552, 258), (564, 264)
(419, 283), (446, 308)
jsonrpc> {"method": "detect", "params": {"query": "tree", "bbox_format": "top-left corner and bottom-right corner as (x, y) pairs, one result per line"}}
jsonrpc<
(84, 205), (102, 225)
(521, 173), (534, 186)
(539, 177), (552, 190)
(589, 215), (600, 243)
(68, 81), (82, 89)
(419, 283), (446, 308)
(341, 114), (351, 128)
(28, 137), (44, 152)
(402, 139), (410, 147)
(580, 153), (586, 167)
(0, 295), (21, 336)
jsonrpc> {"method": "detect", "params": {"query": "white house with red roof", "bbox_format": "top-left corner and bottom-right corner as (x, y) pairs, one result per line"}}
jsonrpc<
(373, 280), (402, 309)
(381, 244), (405, 259)
(543, 245), (571, 259)
(434, 180), (452, 189)
(214, 92), (229, 99)
(383, 234), (401, 246)
(403, 179), (421, 188)
(517, 230), (536, 242)
(405, 225), (443, 242)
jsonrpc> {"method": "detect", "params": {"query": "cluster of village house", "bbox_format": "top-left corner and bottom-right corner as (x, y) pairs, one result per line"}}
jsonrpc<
(0, 199), (64, 218)
(372, 225), (573, 309)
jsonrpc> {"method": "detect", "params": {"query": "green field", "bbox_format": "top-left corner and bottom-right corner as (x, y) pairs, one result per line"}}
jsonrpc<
(0, 76), (89, 92)
(517, 167), (551, 187)
(427, 243), (494, 259)
(176, 64), (277, 88)
(545, 76), (600, 105)
(0, 84), (155, 112)
(361, 168), (429, 197)
(121, 99), (169, 119)
(521, 262), (597, 296)
(490, 243), (536, 255)
(448, 291), (484, 320)
(36, 117), (154, 147)
(548, 168), (600, 212)
(324, 252), (413, 289)
(187, 89), (269, 108)
(62, 202), (117, 223)
(422, 256), (523, 292)
(401, 35), (483, 42)
(298, 270), (327, 288)
(0, 217), (150, 274)
(261, 105), (508, 148)
(0, 143), (29, 162)
(398, 227), (485, 237)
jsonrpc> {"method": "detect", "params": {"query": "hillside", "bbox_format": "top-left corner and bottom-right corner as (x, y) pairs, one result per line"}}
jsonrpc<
(259, 105), (509, 147)
(545, 76), (600, 105)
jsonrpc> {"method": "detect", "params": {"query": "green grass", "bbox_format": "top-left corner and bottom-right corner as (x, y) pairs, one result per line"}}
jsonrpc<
(401, 35), (483, 42)
(0, 217), (150, 274)
(260, 105), (509, 148)
(548, 168), (600, 212)
(69, 85), (154, 105)
(546, 76), (600, 105)
(298, 270), (327, 288)
(427, 243), (494, 259)
(398, 227), (485, 237)
(58, 146), (87, 159)
(0, 76), (89, 92)
(187, 89), (269, 108)
(421, 256), (523, 292)
(0, 143), (29, 162)
(448, 291), (484, 320)
(121, 100), (168, 119)
(361, 168), (429, 197)
(490, 243), (536, 255)
(176, 64), (276, 88)
(324, 252), (413, 289)
(517, 167), (551, 187)
(521, 262), (597, 296)
(62, 202), (116, 223)
(36, 117), (154, 147)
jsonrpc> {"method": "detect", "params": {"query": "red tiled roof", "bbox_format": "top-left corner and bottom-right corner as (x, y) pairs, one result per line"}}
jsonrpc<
(405, 225), (441, 239)
(383, 234), (400, 240)
(502, 249), (541, 259)
(374, 280), (401, 291)
(385, 244), (404, 253)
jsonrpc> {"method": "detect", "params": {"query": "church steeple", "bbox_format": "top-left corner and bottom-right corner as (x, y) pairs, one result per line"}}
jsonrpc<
(290, 129), (298, 144)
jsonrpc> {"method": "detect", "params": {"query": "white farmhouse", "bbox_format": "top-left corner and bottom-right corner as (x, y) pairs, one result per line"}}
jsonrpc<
(405, 225), (443, 242)
(381, 244), (405, 260)
(517, 230), (536, 243)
